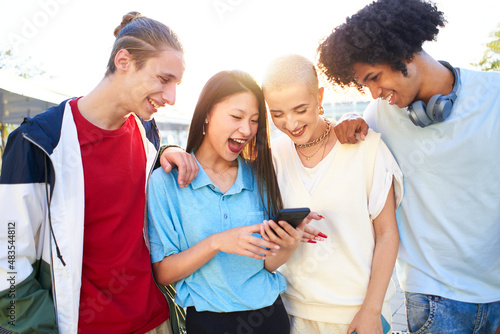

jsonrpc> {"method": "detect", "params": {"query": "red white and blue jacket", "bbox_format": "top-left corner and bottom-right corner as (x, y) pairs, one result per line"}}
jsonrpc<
(0, 99), (161, 333)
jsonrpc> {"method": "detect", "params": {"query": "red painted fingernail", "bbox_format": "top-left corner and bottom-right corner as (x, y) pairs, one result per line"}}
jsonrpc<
(318, 215), (325, 219)
(307, 240), (317, 244)
(318, 232), (328, 238)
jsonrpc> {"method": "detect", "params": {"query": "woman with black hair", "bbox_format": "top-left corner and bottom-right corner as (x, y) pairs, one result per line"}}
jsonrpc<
(148, 70), (321, 334)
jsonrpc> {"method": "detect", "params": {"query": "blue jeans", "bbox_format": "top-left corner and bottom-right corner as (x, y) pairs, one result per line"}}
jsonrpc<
(405, 292), (500, 334)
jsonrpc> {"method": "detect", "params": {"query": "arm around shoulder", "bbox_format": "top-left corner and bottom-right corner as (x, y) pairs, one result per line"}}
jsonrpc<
(156, 145), (198, 188)
(334, 113), (369, 144)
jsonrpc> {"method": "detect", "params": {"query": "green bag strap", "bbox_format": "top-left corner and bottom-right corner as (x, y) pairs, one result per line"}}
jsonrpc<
(158, 284), (186, 334)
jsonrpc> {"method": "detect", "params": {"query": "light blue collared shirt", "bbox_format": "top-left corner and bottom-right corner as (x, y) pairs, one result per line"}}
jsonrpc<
(148, 155), (286, 312)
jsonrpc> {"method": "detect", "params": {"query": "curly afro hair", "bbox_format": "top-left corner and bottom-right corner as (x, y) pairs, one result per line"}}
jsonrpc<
(316, 0), (446, 91)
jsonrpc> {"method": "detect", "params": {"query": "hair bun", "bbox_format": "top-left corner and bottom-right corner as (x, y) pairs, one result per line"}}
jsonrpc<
(114, 11), (142, 37)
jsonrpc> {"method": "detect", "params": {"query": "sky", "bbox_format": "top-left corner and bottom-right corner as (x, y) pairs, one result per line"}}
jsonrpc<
(1, 0), (499, 121)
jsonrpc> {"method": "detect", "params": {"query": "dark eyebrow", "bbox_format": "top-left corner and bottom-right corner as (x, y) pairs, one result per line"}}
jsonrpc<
(232, 108), (259, 117)
(363, 72), (373, 84)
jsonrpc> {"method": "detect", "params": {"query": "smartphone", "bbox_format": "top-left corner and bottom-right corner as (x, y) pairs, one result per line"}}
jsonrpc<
(273, 208), (311, 228)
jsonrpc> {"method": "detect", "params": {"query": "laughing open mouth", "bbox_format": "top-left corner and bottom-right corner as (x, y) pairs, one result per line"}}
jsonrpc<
(290, 126), (306, 137)
(382, 91), (395, 105)
(148, 98), (163, 110)
(228, 138), (247, 153)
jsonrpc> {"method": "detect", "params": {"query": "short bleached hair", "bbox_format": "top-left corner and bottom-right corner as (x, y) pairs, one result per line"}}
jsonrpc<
(262, 54), (319, 95)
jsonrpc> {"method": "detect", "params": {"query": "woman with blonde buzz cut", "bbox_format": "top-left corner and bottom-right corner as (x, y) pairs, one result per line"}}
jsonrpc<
(260, 54), (403, 334)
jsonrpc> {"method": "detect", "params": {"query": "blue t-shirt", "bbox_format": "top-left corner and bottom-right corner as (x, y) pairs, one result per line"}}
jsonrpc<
(364, 68), (500, 303)
(147, 155), (286, 312)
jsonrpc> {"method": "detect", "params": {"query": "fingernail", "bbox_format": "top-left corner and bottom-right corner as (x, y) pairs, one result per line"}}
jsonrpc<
(318, 232), (328, 238)
(307, 240), (317, 244)
(318, 215), (325, 219)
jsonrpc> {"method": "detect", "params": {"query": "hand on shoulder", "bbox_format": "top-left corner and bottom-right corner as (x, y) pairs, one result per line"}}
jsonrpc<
(334, 113), (369, 144)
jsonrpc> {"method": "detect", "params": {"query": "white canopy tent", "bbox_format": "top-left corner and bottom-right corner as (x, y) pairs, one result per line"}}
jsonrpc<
(0, 70), (71, 127)
(0, 70), (72, 168)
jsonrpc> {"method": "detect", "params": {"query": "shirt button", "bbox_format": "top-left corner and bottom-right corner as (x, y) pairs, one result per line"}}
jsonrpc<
(222, 197), (225, 201)
(224, 214), (228, 219)
(210, 185), (214, 190)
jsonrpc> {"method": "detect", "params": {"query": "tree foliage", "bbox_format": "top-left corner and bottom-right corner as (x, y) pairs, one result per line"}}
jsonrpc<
(0, 49), (47, 170)
(0, 49), (46, 79)
(474, 24), (500, 71)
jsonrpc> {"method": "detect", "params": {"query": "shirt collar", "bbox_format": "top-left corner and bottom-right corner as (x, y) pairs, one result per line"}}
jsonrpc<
(190, 153), (255, 194)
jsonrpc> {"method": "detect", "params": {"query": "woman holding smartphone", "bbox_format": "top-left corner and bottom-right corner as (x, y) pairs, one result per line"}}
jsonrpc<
(260, 54), (403, 334)
(147, 70), (321, 334)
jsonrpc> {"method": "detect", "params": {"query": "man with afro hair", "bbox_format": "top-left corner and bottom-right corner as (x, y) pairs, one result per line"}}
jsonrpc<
(317, 0), (500, 332)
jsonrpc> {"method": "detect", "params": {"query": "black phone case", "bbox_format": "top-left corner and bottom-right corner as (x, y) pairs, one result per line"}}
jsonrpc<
(273, 208), (311, 228)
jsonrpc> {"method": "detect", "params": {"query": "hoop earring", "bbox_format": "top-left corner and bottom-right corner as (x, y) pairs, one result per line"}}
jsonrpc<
(319, 106), (324, 115)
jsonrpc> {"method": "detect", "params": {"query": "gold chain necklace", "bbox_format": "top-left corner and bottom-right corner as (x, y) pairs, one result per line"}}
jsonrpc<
(295, 118), (331, 148)
(198, 161), (234, 175)
(297, 135), (329, 161)
(320, 133), (331, 160)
